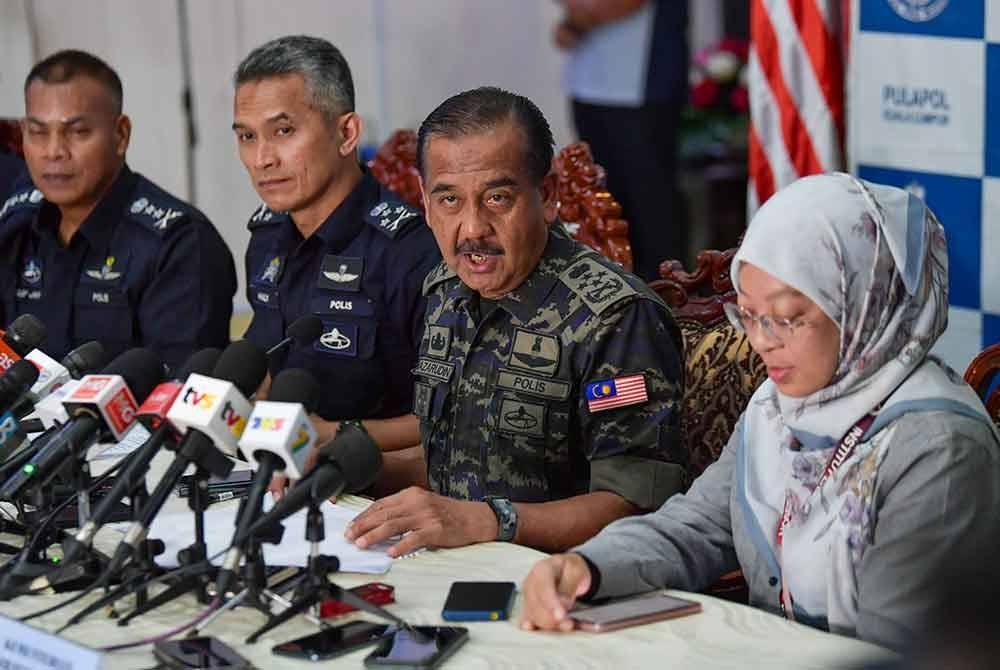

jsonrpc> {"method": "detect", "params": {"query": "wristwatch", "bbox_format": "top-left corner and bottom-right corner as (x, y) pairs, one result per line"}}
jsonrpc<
(484, 496), (518, 542)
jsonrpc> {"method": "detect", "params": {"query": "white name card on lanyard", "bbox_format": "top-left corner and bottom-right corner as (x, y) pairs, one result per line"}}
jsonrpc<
(0, 614), (104, 670)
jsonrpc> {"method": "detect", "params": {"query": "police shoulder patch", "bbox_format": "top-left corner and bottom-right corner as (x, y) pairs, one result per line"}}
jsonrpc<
(247, 203), (287, 230)
(364, 197), (422, 239)
(0, 186), (45, 222)
(559, 255), (637, 316)
(422, 261), (457, 296)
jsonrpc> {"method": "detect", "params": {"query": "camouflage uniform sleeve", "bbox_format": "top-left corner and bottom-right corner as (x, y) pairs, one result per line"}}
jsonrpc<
(578, 297), (686, 510)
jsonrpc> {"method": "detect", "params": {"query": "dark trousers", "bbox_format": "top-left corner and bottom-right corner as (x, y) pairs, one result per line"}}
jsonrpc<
(572, 100), (686, 281)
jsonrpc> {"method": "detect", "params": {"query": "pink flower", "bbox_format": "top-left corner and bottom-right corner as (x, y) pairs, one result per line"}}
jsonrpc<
(729, 86), (749, 113)
(691, 79), (720, 108)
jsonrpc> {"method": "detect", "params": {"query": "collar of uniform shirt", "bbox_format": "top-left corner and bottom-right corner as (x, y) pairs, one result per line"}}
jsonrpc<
(477, 228), (572, 324)
(288, 170), (374, 252)
(33, 163), (137, 251)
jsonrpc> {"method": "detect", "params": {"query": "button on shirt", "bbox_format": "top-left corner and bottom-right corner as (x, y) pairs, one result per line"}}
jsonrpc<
(243, 172), (441, 421)
(414, 228), (687, 509)
(0, 165), (237, 372)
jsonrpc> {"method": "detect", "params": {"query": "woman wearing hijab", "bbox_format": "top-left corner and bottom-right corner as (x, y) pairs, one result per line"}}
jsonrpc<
(519, 173), (1000, 649)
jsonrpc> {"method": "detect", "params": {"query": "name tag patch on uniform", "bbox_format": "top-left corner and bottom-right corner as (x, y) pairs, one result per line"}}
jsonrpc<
(21, 257), (42, 286)
(318, 255), (363, 292)
(414, 357), (454, 383)
(315, 322), (358, 356)
(585, 375), (648, 413)
(426, 325), (451, 359)
(15, 288), (42, 301)
(498, 398), (545, 437)
(496, 369), (570, 401)
(508, 329), (560, 376)
(74, 285), (128, 308)
(253, 288), (279, 309)
(309, 294), (374, 317)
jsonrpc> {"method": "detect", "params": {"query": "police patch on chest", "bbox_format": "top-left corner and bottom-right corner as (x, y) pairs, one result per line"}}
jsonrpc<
(508, 328), (560, 376)
(497, 398), (545, 437)
(426, 325), (451, 359)
(413, 357), (454, 383)
(309, 294), (375, 317)
(21, 256), (43, 286)
(315, 322), (358, 356)
(256, 255), (285, 285)
(317, 255), (363, 292)
(82, 253), (129, 285)
(496, 369), (570, 400)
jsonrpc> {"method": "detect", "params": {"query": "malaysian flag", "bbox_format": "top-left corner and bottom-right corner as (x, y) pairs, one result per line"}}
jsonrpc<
(585, 375), (649, 413)
(748, 0), (848, 214)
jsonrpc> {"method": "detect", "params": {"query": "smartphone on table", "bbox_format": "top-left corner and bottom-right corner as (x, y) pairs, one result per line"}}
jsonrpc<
(363, 626), (469, 669)
(272, 621), (390, 661)
(153, 636), (253, 669)
(441, 581), (515, 621)
(569, 592), (702, 633)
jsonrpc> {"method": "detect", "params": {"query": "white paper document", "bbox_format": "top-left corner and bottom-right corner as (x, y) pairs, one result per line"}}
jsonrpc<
(136, 500), (394, 574)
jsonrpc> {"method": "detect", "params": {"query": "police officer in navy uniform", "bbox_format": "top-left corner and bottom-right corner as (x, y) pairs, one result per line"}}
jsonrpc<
(234, 36), (440, 459)
(0, 152), (25, 199)
(0, 50), (236, 372)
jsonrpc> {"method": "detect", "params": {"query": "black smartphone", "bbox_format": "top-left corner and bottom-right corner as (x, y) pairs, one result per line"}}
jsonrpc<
(441, 581), (516, 621)
(153, 636), (253, 669)
(363, 626), (469, 669)
(272, 621), (390, 661)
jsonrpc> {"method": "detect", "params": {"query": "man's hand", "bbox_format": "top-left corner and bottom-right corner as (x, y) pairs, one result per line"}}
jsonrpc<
(520, 553), (593, 632)
(345, 487), (498, 558)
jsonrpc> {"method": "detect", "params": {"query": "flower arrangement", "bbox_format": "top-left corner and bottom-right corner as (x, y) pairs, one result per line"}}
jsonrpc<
(681, 37), (750, 160)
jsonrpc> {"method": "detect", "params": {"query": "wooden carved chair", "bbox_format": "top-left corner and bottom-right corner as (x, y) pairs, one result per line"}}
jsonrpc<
(964, 343), (1000, 426)
(0, 118), (23, 156)
(368, 130), (634, 271)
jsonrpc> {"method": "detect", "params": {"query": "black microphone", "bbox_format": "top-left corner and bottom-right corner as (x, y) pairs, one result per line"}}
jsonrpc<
(215, 368), (321, 596)
(265, 316), (323, 356)
(0, 349), (163, 501)
(0, 314), (46, 373)
(0, 360), (40, 416)
(62, 348), (222, 563)
(62, 341), (106, 380)
(104, 340), (268, 575)
(233, 422), (382, 547)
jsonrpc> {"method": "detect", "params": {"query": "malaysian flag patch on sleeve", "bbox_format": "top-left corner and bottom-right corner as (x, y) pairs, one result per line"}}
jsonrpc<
(584, 374), (648, 413)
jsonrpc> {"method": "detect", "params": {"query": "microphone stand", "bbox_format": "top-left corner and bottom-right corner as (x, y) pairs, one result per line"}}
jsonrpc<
(245, 500), (416, 644)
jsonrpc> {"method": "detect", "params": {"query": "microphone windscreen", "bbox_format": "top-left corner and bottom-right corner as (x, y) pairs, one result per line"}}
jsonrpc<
(61, 341), (105, 379)
(0, 359), (40, 401)
(287, 315), (323, 348)
(212, 340), (268, 397)
(268, 368), (320, 411)
(175, 348), (222, 380)
(101, 348), (165, 403)
(322, 426), (382, 492)
(5, 314), (46, 355)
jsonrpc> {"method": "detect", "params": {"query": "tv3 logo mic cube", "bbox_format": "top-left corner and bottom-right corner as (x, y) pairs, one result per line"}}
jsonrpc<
(166, 373), (252, 456)
(62, 374), (139, 442)
(238, 401), (317, 479)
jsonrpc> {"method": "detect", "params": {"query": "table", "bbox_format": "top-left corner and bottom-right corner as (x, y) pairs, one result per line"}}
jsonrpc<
(0, 494), (898, 669)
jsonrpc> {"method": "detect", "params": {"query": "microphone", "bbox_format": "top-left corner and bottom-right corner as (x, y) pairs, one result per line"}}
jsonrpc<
(62, 341), (106, 380)
(215, 368), (320, 595)
(105, 340), (268, 573)
(233, 422), (382, 547)
(0, 361), (40, 458)
(10, 341), (103, 419)
(62, 348), (223, 563)
(0, 314), (46, 374)
(265, 315), (323, 357)
(0, 348), (163, 501)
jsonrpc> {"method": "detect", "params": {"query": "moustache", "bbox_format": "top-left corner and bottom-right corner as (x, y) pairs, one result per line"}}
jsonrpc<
(455, 241), (504, 256)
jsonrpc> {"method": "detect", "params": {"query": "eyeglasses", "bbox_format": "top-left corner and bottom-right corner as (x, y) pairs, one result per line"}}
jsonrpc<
(723, 302), (813, 344)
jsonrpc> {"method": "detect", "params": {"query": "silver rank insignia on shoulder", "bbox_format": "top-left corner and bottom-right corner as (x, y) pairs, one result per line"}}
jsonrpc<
(370, 201), (418, 233)
(85, 256), (123, 281)
(131, 197), (184, 230)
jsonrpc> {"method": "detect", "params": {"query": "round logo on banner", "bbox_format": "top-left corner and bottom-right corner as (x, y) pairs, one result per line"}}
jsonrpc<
(887, 0), (949, 23)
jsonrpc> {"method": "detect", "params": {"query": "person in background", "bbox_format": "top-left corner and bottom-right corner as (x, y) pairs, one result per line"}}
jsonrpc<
(0, 50), (235, 371)
(233, 35), (441, 471)
(0, 152), (26, 198)
(555, 0), (689, 280)
(520, 173), (1000, 650)
(345, 87), (686, 558)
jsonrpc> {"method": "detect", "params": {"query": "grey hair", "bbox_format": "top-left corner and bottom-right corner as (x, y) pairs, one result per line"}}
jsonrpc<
(234, 35), (355, 121)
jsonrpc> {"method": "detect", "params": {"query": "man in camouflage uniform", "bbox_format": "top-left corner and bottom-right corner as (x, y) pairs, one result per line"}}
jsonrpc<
(346, 87), (684, 556)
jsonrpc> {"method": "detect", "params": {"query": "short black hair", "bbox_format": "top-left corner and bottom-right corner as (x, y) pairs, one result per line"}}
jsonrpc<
(417, 86), (555, 185)
(235, 35), (355, 122)
(25, 50), (123, 114)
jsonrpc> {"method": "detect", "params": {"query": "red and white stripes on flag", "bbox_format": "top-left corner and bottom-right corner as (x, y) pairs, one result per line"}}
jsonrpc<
(748, 0), (848, 215)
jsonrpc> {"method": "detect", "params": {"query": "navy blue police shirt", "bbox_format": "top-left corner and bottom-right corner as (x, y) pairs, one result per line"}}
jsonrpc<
(0, 165), (237, 373)
(0, 153), (26, 199)
(244, 171), (441, 421)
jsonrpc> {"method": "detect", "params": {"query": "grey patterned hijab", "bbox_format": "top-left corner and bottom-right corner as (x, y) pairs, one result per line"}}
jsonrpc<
(732, 172), (949, 445)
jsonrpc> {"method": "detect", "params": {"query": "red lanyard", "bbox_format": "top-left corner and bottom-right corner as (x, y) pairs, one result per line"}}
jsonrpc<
(775, 410), (878, 617)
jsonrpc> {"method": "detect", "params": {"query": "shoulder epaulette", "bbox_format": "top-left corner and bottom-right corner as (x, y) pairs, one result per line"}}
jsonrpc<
(247, 203), (288, 230)
(422, 261), (457, 296)
(559, 253), (640, 316)
(125, 179), (200, 235)
(364, 195), (423, 239)
(0, 186), (44, 222)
